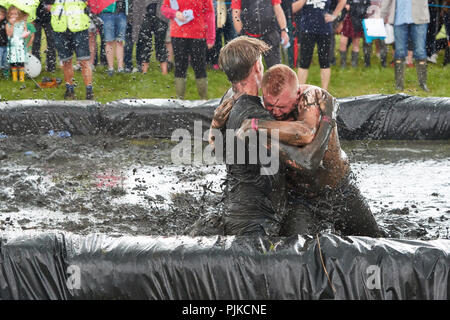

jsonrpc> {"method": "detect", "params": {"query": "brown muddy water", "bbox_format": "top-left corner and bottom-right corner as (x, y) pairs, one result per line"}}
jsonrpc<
(0, 135), (449, 240)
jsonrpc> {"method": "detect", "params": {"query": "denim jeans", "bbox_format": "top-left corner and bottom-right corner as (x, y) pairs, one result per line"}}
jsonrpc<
(394, 23), (428, 60)
(0, 46), (7, 69)
(124, 23), (133, 69)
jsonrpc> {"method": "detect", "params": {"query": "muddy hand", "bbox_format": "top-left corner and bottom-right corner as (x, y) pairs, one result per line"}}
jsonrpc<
(317, 89), (338, 119)
(211, 97), (234, 130)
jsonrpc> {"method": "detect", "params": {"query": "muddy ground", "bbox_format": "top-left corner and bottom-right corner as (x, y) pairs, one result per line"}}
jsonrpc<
(0, 135), (449, 240)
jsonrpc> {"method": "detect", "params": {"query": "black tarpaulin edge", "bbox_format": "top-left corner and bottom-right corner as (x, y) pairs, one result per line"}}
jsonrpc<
(0, 231), (449, 300)
(0, 94), (449, 140)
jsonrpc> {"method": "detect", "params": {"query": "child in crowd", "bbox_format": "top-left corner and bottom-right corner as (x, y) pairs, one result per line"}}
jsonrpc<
(5, 6), (29, 82)
(0, 6), (8, 79)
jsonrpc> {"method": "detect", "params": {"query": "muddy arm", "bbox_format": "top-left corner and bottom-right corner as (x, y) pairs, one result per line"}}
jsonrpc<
(238, 119), (317, 146)
(273, 118), (333, 171)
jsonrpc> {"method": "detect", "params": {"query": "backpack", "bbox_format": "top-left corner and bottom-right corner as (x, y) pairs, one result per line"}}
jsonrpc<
(241, 0), (278, 35)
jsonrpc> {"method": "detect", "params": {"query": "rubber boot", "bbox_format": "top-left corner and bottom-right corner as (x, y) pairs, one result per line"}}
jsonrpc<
(444, 45), (450, 66)
(351, 51), (359, 68)
(196, 77), (208, 100)
(416, 59), (429, 92)
(2, 68), (9, 79)
(175, 77), (186, 99)
(18, 67), (25, 82)
(11, 67), (18, 82)
(363, 41), (371, 67)
(394, 59), (405, 91)
(340, 50), (347, 68)
(380, 53), (387, 68)
(364, 52), (371, 67)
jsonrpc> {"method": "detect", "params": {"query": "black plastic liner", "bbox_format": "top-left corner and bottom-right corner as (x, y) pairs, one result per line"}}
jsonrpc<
(99, 99), (217, 137)
(337, 94), (450, 140)
(1, 94), (449, 140)
(0, 100), (101, 136)
(0, 232), (449, 300)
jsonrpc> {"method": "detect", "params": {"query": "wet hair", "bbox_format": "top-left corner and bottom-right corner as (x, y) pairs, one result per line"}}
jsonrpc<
(262, 64), (298, 97)
(218, 36), (270, 84)
(7, 6), (28, 22)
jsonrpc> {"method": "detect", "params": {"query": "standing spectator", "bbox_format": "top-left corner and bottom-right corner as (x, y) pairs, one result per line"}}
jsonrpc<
(232, 0), (289, 68)
(329, 0), (346, 66)
(207, 0), (237, 70)
(50, 0), (93, 99)
(339, 0), (370, 68)
(161, 0), (216, 100)
(133, 0), (169, 75)
(426, 0), (441, 63)
(281, 0), (295, 67)
(98, 0), (129, 76)
(444, 0), (450, 65)
(32, 0), (56, 72)
(0, 5), (8, 79)
(6, 6), (29, 82)
(293, 0), (346, 91)
(363, 0), (387, 67)
(381, 0), (430, 91)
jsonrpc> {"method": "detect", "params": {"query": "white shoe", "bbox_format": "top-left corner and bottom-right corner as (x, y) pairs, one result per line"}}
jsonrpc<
(132, 67), (139, 73)
(427, 53), (438, 64)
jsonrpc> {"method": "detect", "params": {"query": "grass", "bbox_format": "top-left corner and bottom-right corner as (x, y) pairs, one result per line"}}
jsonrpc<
(0, 35), (449, 103)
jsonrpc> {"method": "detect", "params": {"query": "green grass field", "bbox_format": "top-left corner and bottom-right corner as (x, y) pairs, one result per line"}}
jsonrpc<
(0, 35), (449, 103)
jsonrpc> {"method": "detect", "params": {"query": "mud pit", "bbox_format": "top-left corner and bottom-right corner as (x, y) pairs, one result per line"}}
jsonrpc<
(0, 135), (449, 240)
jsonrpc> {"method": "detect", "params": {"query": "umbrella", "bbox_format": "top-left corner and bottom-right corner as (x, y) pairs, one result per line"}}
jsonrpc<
(88, 0), (116, 15)
(0, 0), (40, 21)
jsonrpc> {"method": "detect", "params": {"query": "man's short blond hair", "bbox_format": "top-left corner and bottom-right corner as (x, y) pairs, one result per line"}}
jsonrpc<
(219, 36), (270, 83)
(262, 64), (298, 97)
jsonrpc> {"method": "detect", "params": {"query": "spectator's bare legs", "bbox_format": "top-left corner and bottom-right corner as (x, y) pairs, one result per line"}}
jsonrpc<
(105, 41), (115, 71)
(89, 31), (97, 67)
(339, 34), (349, 68)
(80, 60), (93, 86)
(62, 60), (74, 85)
(297, 67), (308, 86)
(320, 68), (331, 91)
(115, 41), (124, 70)
(160, 61), (168, 75)
(142, 62), (149, 74)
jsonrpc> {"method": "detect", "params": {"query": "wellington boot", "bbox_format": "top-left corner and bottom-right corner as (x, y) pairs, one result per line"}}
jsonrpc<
(19, 68), (25, 82)
(11, 68), (18, 82)
(175, 77), (186, 99)
(416, 60), (429, 92)
(443, 46), (450, 66)
(340, 50), (347, 68)
(351, 51), (359, 68)
(394, 59), (405, 91)
(196, 78), (208, 100)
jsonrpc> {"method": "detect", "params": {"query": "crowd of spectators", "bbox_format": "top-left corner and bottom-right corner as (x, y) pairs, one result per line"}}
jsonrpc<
(0, 0), (449, 99)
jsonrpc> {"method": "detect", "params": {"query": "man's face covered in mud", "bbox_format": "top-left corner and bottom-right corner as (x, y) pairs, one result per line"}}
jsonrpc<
(262, 85), (298, 121)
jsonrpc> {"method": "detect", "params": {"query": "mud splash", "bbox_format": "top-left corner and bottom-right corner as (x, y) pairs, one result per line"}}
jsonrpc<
(0, 135), (449, 240)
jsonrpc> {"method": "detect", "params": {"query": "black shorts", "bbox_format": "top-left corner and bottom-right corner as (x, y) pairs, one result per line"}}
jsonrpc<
(298, 32), (331, 69)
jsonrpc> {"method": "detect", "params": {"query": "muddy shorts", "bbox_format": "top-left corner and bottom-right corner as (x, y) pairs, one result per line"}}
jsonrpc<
(280, 172), (383, 238)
